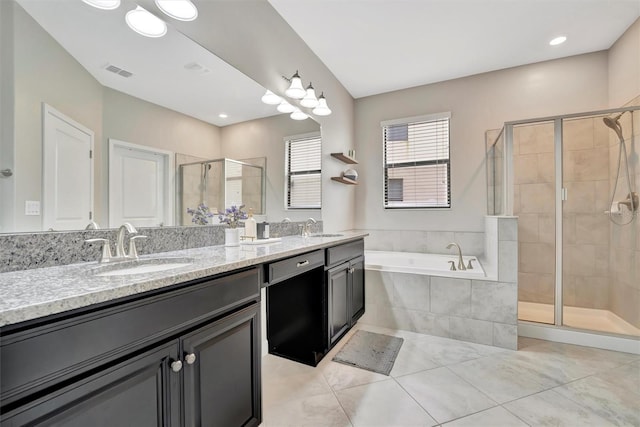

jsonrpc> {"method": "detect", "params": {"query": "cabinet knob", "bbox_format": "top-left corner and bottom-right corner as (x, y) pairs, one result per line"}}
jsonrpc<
(170, 360), (183, 372)
(349, 267), (355, 274)
(185, 353), (197, 365)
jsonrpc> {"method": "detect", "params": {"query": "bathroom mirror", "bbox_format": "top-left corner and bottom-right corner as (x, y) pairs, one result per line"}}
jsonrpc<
(0, 0), (321, 233)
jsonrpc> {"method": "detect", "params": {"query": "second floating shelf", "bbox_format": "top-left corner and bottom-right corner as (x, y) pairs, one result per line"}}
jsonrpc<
(331, 176), (358, 185)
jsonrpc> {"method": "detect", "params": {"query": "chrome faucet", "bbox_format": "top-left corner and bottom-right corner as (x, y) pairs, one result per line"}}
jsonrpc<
(303, 217), (317, 237)
(116, 223), (138, 258)
(85, 223), (147, 264)
(446, 242), (466, 271)
(85, 220), (100, 230)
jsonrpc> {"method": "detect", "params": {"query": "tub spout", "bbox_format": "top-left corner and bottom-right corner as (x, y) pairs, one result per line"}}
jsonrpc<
(446, 242), (466, 271)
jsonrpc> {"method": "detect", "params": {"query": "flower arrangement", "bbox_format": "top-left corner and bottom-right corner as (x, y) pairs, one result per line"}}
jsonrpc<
(186, 204), (214, 225)
(218, 204), (247, 228)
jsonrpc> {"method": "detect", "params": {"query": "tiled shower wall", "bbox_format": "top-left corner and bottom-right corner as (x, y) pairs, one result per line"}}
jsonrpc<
(513, 122), (558, 305)
(609, 96), (639, 328)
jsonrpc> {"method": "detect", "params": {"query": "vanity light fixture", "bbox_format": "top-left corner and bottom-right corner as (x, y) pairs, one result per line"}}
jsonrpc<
(549, 36), (567, 46)
(81, 0), (121, 10)
(312, 92), (332, 116)
(300, 83), (319, 108)
(261, 90), (282, 105)
(277, 100), (296, 113)
(284, 71), (306, 99)
(290, 108), (309, 121)
(155, 0), (198, 21)
(126, 6), (167, 38)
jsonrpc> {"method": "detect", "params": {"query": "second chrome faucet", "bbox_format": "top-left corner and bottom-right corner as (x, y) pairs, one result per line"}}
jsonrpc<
(86, 223), (147, 263)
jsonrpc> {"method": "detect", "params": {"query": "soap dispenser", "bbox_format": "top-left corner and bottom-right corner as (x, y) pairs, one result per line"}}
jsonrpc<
(245, 208), (257, 240)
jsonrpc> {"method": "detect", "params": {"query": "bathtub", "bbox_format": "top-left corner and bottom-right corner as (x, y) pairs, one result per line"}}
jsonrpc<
(364, 250), (486, 279)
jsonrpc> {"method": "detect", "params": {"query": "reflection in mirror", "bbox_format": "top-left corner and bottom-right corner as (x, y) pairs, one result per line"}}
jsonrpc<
(0, 0), (321, 234)
(179, 158), (266, 226)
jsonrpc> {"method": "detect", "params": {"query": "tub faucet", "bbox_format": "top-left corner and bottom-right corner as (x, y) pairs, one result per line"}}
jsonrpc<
(446, 242), (466, 271)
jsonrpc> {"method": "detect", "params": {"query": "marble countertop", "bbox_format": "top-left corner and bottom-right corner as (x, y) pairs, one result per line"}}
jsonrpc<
(0, 232), (368, 327)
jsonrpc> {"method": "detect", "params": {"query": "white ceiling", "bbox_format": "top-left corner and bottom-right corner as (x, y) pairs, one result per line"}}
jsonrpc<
(16, 0), (279, 127)
(269, 0), (640, 99)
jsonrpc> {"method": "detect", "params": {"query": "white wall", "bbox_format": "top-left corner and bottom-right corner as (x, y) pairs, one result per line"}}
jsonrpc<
(220, 114), (320, 222)
(0, 1), (15, 232)
(608, 18), (640, 108)
(354, 52), (609, 232)
(164, 0), (357, 232)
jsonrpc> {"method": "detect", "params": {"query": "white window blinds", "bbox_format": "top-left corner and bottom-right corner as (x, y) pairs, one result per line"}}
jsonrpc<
(286, 134), (321, 209)
(382, 114), (451, 208)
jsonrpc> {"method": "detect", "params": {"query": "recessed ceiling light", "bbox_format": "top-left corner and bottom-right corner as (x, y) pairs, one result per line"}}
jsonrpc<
(81, 0), (121, 10)
(126, 6), (167, 38)
(549, 36), (567, 46)
(155, 0), (198, 21)
(219, 113), (228, 118)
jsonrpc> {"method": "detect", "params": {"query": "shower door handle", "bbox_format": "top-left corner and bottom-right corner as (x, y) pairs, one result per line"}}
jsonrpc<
(561, 188), (568, 201)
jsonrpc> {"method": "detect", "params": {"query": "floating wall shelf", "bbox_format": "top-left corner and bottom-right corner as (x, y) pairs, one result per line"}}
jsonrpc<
(331, 176), (358, 185)
(330, 152), (358, 164)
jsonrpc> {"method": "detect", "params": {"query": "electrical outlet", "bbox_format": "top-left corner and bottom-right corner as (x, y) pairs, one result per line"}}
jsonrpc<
(25, 200), (41, 216)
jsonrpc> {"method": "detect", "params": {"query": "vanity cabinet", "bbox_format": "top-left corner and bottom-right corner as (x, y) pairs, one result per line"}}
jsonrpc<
(326, 240), (365, 347)
(0, 268), (262, 427)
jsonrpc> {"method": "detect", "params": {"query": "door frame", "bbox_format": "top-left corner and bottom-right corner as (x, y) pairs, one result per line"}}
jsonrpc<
(108, 139), (175, 228)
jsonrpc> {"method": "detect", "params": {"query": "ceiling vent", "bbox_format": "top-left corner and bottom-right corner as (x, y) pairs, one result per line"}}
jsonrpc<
(184, 62), (210, 75)
(105, 64), (133, 78)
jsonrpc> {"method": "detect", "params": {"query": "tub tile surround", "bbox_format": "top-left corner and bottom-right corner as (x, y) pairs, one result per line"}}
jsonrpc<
(361, 217), (519, 350)
(261, 324), (640, 427)
(0, 220), (322, 273)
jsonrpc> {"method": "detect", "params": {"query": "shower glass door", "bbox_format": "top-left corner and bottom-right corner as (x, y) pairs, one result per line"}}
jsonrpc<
(513, 120), (557, 325)
(561, 115), (610, 331)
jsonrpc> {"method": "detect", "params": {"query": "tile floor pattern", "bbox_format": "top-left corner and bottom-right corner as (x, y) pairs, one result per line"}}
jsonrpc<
(261, 324), (640, 426)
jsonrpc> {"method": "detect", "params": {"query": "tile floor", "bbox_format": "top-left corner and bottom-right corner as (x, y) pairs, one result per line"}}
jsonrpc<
(261, 324), (640, 426)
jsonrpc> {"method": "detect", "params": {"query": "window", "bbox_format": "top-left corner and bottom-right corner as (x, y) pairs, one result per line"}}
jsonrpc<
(382, 113), (450, 208)
(285, 133), (321, 209)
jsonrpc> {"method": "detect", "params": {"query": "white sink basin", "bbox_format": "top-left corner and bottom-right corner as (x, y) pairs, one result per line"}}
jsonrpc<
(93, 258), (193, 277)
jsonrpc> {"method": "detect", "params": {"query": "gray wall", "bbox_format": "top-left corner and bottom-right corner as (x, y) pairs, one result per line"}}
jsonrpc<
(220, 114), (320, 222)
(608, 18), (640, 108)
(354, 52), (610, 233)
(0, 1), (15, 233)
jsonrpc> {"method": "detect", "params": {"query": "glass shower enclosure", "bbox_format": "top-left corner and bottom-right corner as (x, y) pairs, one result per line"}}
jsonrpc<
(487, 104), (640, 338)
(178, 158), (265, 225)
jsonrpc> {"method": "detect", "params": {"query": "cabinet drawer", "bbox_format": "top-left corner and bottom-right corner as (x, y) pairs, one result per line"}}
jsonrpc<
(326, 239), (364, 267)
(267, 250), (324, 285)
(1, 267), (260, 408)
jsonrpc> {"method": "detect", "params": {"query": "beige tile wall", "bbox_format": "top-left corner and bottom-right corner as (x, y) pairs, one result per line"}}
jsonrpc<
(513, 122), (557, 305)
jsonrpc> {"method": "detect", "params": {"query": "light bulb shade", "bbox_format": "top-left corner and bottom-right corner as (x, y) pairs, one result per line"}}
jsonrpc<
(81, 0), (121, 10)
(277, 100), (295, 113)
(312, 93), (332, 116)
(126, 6), (167, 38)
(261, 90), (282, 105)
(300, 83), (319, 108)
(290, 108), (308, 120)
(285, 71), (306, 99)
(155, 0), (198, 21)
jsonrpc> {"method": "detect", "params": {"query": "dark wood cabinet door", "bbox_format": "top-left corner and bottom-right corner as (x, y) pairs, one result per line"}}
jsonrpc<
(182, 303), (261, 427)
(328, 264), (350, 346)
(1, 342), (180, 427)
(350, 256), (365, 325)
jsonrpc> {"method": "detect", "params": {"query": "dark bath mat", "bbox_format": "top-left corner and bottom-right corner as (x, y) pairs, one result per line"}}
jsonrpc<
(332, 330), (404, 376)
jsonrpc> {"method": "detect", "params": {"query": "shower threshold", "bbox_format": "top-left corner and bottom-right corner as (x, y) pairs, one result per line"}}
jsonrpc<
(519, 301), (640, 337)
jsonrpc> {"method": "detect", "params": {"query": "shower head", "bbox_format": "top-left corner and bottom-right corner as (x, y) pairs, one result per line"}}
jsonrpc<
(603, 112), (624, 140)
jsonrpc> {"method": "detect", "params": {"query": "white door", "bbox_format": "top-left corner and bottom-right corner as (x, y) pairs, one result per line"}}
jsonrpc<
(42, 104), (94, 231)
(109, 139), (174, 228)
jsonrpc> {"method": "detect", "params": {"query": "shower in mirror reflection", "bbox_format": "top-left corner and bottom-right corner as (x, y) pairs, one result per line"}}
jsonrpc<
(603, 111), (638, 225)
